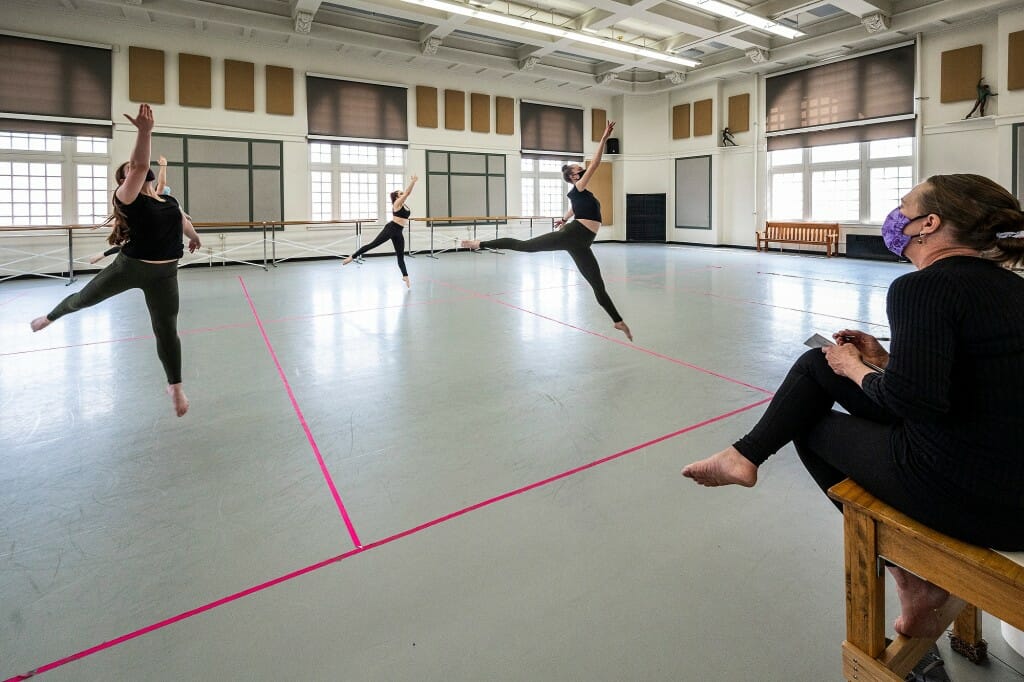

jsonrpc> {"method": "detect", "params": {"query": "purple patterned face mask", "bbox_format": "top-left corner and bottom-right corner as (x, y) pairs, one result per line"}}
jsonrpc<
(881, 207), (927, 256)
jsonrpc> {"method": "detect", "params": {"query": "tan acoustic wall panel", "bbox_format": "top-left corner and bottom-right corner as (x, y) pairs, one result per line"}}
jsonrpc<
(693, 99), (713, 136)
(940, 45), (983, 103)
(1010, 31), (1024, 91)
(178, 53), (211, 108)
(445, 89), (465, 130)
(266, 66), (294, 115)
(672, 103), (690, 139)
(224, 60), (255, 112)
(496, 96), (514, 134)
(470, 93), (490, 133)
(586, 161), (613, 226)
(727, 93), (750, 133)
(417, 86), (438, 128)
(128, 46), (165, 104)
(592, 108), (607, 141)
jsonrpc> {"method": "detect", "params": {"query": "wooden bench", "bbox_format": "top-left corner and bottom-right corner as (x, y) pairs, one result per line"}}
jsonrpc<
(828, 479), (1024, 681)
(756, 221), (840, 257)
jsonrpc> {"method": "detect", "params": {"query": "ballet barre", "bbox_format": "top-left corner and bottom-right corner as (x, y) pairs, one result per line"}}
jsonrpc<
(266, 219), (372, 266)
(188, 221), (280, 271)
(406, 215), (559, 258)
(0, 223), (105, 285)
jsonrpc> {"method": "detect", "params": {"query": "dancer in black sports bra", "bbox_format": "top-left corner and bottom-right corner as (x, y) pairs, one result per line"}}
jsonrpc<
(462, 122), (631, 341)
(343, 175), (418, 289)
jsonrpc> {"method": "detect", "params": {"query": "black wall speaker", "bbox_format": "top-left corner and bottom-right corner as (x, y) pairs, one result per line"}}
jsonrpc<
(605, 137), (620, 154)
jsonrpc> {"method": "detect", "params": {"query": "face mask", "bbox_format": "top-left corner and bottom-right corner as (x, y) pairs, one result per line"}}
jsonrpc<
(881, 207), (927, 256)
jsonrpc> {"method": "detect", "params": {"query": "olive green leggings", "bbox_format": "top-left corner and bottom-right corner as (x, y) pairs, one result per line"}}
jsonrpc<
(47, 254), (182, 384)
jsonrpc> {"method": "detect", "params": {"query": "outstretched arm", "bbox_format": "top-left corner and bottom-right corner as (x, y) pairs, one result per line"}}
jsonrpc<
(115, 104), (155, 206)
(393, 175), (419, 212)
(156, 155), (168, 195)
(576, 120), (615, 191)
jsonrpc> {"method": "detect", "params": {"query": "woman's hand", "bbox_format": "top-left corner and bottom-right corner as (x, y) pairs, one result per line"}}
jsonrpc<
(123, 104), (154, 133)
(188, 236), (201, 253)
(410, 175), (418, 183)
(602, 120), (616, 140)
(553, 218), (566, 228)
(158, 155), (167, 167)
(833, 329), (889, 368)
(823, 343), (869, 379)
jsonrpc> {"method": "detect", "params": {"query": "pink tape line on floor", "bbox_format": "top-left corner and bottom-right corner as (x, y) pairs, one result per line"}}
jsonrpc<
(238, 276), (361, 548)
(4, 397), (770, 681)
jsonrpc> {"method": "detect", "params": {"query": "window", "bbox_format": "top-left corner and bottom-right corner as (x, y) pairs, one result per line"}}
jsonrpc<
(309, 143), (406, 220)
(521, 156), (578, 217)
(768, 138), (913, 223)
(0, 133), (111, 226)
(426, 151), (506, 219)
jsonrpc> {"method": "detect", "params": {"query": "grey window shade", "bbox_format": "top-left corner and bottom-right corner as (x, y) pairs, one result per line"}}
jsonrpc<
(0, 35), (112, 137)
(520, 102), (583, 155)
(765, 44), (915, 151)
(306, 77), (407, 141)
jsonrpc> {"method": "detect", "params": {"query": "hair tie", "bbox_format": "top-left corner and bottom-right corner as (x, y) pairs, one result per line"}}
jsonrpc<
(996, 231), (1024, 238)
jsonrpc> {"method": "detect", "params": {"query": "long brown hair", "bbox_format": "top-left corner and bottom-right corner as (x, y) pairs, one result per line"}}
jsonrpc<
(921, 174), (1024, 268)
(103, 161), (133, 245)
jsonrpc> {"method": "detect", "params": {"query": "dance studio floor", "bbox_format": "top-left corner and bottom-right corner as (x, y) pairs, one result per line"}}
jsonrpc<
(2, 244), (1022, 681)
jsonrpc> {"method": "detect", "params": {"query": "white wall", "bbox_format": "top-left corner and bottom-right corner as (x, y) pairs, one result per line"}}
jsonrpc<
(5, 3), (1024, 268)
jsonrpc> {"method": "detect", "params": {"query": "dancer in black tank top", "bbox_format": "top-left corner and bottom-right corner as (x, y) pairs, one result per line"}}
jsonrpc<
(30, 104), (202, 417)
(343, 175), (418, 289)
(462, 121), (631, 341)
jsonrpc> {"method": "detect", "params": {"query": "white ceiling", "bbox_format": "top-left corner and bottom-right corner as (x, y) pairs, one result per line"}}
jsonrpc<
(37, 0), (1024, 92)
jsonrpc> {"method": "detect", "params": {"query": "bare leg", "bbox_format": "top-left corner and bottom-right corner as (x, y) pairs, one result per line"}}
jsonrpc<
(681, 445), (758, 487)
(889, 566), (964, 638)
(461, 239), (480, 249)
(403, 275), (410, 289)
(614, 321), (633, 341)
(167, 383), (189, 417)
(30, 317), (52, 332)
(342, 256), (354, 265)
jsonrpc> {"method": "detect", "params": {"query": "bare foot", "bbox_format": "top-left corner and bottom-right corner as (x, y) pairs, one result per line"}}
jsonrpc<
(681, 446), (758, 487)
(614, 321), (633, 342)
(403, 276), (410, 289)
(167, 383), (190, 417)
(30, 316), (52, 332)
(342, 256), (354, 266)
(889, 566), (964, 638)
(89, 254), (105, 264)
(461, 239), (481, 250)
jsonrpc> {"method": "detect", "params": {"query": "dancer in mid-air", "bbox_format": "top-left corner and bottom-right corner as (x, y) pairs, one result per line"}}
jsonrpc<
(31, 104), (201, 417)
(462, 121), (631, 341)
(342, 175), (418, 289)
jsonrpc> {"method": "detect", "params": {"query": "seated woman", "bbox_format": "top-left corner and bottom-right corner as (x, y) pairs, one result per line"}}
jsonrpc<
(682, 174), (1024, 639)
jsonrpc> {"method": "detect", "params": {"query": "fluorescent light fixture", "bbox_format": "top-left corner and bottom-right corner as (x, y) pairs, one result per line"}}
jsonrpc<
(671, 0), (803, 39)
(400, 0), (700, 67)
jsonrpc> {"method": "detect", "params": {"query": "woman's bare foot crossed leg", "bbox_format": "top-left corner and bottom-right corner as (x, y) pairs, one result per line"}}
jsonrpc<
(889, 566), (965, 639)
(681, 446), (758, 487)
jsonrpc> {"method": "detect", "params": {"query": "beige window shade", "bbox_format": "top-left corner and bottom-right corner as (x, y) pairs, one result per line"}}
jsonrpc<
(496, 96), (514, 135)
(266, 66), (294, 115)
(307, 76), (408, 141)
(178, 53), (211, 108)
(416, 86), (438, 128)
(672, 104), (690, 139)
(224, 60), (255, 112)
(129, 46), (165, 105)
(470, 93), (489, 133)
(0, 35), (113, 137)
(766, 44), (915, 150)
(520, 102), (583, 154)
(445, 89), (465, 130)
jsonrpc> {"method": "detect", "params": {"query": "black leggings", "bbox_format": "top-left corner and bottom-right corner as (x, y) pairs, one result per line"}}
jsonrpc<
(352, 222), (407, 277)
(736, 349), (1024, 549)
(479, 220), (623, 323)
(47, 254), (182, 385)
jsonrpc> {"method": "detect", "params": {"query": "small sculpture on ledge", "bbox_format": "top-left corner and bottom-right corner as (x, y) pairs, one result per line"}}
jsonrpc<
(964, 77), (996, 119)
(721, 127), (737, 147)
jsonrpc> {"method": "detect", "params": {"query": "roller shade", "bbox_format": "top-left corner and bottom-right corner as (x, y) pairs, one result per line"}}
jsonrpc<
(306, 76), (407, 142)
(0, 34), (112, 137)
(520, 101), (583, 156)
(766, 44), (915, 151)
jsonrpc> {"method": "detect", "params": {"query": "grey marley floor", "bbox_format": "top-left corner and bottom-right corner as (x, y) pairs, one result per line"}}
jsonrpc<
(2, 244), (1022, 681)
